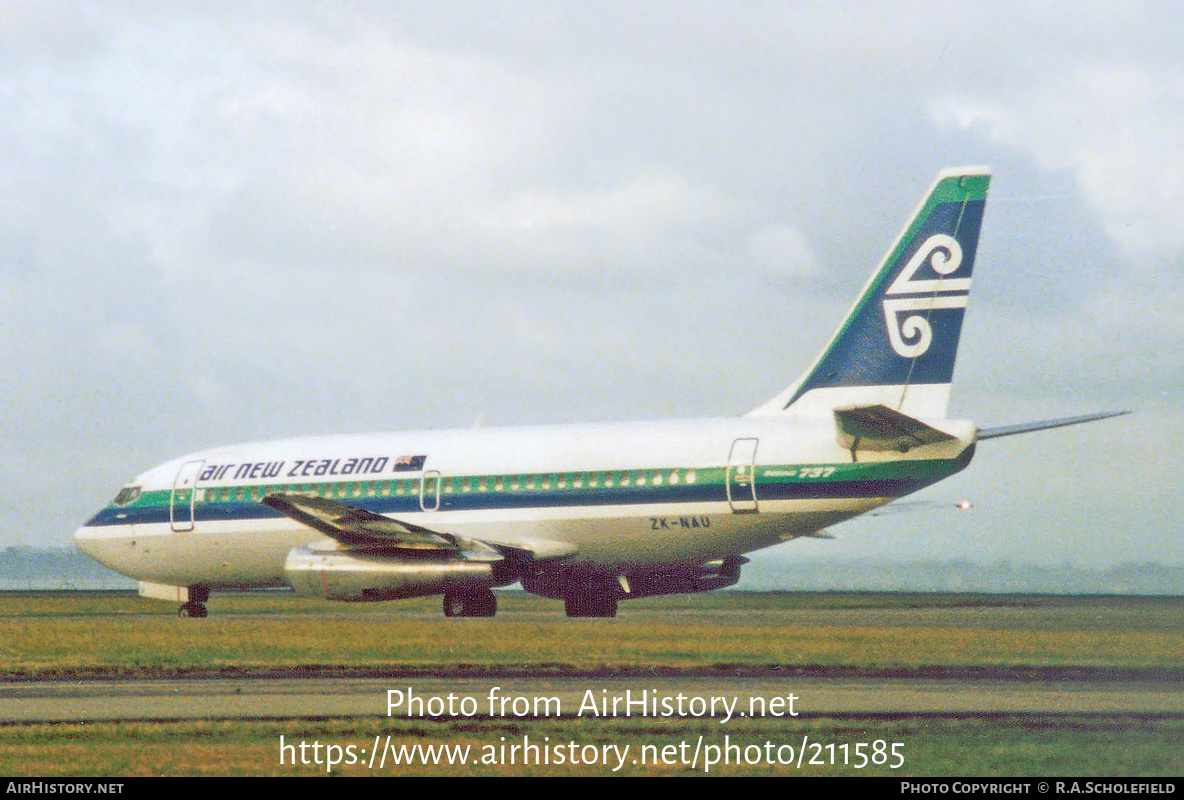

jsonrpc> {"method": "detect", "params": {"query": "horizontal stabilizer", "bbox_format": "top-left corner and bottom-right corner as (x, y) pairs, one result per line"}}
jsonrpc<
(834, 404), (959, 452)
(976, 410), (1131, 441)
(262, 493), (461, 551)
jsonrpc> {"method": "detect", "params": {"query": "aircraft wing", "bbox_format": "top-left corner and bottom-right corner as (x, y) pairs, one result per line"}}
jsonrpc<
(262, 493), (462, 551)
(262, 493), (579, 562)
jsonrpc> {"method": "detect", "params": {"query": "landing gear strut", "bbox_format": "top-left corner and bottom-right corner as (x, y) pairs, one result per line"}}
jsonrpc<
(443, 588), (497, 617)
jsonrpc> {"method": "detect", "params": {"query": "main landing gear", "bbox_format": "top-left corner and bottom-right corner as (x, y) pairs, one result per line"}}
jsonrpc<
(443, 588), (498, 617)
(564, 584), (618, 618)
(177, 585), (210, 618)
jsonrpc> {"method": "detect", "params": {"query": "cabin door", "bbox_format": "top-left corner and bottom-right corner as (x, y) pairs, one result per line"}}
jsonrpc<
(420, 470), (441, 511)
(726, 438), (759, 514)
(170, 460), (205, 532)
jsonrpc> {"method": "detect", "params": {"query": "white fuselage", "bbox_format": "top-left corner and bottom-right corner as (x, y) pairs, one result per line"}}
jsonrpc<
(74, 414), (975, 591)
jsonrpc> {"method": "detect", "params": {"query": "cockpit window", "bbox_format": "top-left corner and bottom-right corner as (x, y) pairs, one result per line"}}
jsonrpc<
(112, 485), (142, 507)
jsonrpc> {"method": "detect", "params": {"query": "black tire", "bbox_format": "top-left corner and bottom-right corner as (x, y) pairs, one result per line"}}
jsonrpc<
(564, 588), (617, 618)
(443, 589), (497, 617)
(443, 593), (465, 617)
(470, 588), (497, 617)
(178, 601), (208, 618)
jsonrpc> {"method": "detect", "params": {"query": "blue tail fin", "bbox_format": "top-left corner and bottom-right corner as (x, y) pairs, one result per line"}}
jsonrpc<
(750, 167), (990, 420)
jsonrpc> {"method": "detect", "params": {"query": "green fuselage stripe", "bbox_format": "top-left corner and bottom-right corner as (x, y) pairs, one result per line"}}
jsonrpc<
(87, 458), (964, 528)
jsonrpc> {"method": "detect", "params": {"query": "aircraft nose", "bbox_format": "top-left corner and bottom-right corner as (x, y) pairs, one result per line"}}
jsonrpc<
(73, 525), (92, 555)
(73, 524), (102, 560)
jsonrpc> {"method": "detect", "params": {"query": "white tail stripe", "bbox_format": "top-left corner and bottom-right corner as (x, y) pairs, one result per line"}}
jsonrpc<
(882, 295), (970, 358)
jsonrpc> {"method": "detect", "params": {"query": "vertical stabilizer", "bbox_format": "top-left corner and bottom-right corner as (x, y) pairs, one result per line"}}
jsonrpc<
(749, 167), (990, 420)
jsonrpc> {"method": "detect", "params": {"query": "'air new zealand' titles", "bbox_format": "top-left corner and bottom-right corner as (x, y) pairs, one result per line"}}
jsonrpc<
(75, 167), (1127, 618)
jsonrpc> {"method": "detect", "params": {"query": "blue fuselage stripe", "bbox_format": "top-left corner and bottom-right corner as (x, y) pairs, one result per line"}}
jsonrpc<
(83, 477), (931, 528)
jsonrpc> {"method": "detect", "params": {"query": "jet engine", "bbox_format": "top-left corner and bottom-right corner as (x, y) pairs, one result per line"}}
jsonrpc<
(520, 556), (745, 601)
(624, 556), (745, 598)
(284, 546), (505, 602)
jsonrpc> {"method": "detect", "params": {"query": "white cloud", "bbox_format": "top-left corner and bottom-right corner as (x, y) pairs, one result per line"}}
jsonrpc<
(90, 322), (159, 364)
(744, 223), (820, 277)
(932, 63), (1184, 269)
(468, 173), (743, 275)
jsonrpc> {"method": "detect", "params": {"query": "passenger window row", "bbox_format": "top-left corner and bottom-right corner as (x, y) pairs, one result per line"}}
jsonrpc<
(200, 469), (700, 504)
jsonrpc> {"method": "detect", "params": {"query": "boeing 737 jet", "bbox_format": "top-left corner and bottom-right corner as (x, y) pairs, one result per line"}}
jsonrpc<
(75, 167), (1125, 618)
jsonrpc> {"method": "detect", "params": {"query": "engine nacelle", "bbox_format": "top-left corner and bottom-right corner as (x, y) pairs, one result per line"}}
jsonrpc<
(520, 556), (744, 600)
(285, 547), (498, 602)
(624, 556), (744, 598)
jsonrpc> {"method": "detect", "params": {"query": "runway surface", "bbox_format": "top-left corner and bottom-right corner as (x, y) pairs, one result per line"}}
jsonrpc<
(4, 675), (1183, 723)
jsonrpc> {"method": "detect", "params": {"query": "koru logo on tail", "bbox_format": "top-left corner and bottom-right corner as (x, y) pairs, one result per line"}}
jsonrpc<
(882, 233), (971, 358)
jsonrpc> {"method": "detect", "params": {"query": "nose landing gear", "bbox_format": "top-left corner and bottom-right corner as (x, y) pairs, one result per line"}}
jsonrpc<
(177, 585), (210, 619)
(178, 601), (207, 618)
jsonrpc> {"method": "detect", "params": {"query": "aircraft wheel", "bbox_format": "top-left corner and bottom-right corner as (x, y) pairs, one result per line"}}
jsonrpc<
(443, 593), (464, 617)
(564, 588), (617, 618)
(178, 601), (207, 618)
(470, 588), (497, 617)
(443, 589), (497, 617)
(564, 594), (587, 617)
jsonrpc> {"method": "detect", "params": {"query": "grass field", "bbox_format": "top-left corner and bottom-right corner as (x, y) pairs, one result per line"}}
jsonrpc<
(2, 590), (1183, 680)
(2, 590), (1182, 777)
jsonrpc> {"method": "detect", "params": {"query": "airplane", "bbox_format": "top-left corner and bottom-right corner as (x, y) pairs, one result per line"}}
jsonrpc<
(74, 166), (1127, 619)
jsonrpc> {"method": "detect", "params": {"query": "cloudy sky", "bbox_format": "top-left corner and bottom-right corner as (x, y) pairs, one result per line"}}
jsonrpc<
(3, 2), (1180, 571)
